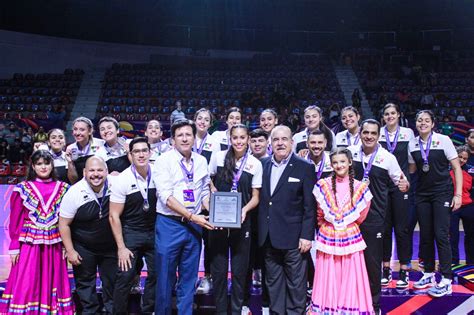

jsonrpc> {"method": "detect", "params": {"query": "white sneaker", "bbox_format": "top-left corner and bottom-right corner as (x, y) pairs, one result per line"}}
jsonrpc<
(196, 276), (212, 294)
(241, 306), (252, 315)
(261, 307), (270, 315)
(413, 272), (435, 290)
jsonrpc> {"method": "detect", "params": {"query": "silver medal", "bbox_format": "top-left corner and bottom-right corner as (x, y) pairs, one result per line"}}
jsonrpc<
(422, 164), (430, 173)
(362, 177), (370, 185)
(143, 201), (150, 212)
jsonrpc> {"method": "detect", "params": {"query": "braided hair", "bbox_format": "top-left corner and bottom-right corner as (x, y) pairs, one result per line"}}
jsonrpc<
(329, 148), (355, 207)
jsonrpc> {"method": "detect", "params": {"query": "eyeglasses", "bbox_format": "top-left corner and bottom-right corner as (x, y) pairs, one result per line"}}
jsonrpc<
(130, 148), (150, 155)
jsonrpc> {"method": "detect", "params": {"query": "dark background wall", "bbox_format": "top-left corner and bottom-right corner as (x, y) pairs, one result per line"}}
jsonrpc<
(1, 0), (473, 51)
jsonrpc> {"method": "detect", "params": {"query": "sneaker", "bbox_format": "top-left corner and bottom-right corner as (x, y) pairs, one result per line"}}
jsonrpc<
(196, 276), (212, 294)
(261, 307), (270, 315)
(241, 306), (252, 315)
(413, 272), (435, 289)
(428, 280), (452, 298)
(396, 269), (409, 289)
(381, 267), (392, 286)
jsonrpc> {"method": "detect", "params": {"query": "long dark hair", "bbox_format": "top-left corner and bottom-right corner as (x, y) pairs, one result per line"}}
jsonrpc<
(222, 124), (249, 184)
(26, 149), (57, 181)
(329, 148), (354, 207)
(304, 105), (334, 150)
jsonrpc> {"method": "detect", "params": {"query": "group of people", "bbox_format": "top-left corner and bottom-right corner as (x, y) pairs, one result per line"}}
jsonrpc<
(0, 103), (472, 315)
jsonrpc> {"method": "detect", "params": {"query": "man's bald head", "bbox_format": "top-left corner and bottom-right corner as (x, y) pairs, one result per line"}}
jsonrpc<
(85, 156), (107, 170)
(83, 156), (108, 192)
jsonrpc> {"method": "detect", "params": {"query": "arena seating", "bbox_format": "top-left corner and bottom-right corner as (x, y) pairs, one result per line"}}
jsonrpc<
(0, 69), (84, 121)
(352, 50), (474, 124)
(96, 55), (346, 128)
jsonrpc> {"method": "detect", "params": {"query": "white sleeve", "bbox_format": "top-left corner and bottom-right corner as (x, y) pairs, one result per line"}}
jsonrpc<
(208, 151), (218, 176)
(154, 156), (175, 205)
(407, 129), (416, 164)
(387, 153), (403, 186)
(251, 160), (263, 188)
(330, 129), (337, 152)
(443, 135), (458, 161)
(292, 134), (298, 152)
(59, 188), (79, 219)
(109, 173), (127, 203)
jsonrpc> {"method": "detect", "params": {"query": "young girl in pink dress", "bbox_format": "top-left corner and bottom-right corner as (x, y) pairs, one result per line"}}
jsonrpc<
(310, 148), (374, 315)
(0, 150), (74, 314)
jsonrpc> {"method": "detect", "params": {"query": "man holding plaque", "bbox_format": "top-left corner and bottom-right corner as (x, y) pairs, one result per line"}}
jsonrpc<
(258, 125), (316, 315)
(109, 137), (158, 314)
(347, 119), (409, 314)
(154, 119), (214, 315)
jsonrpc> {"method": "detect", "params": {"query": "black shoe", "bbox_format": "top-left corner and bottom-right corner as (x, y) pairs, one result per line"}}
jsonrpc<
(381, 267), (392, 286)
(396, 269), (409, 289)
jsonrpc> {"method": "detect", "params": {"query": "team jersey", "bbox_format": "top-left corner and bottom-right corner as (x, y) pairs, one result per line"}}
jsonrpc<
(193, 133), (219, 164)
(304, 151), (333, 180)
(109, 165), (158, 231)
(95, 138), (130, 173)
(59, 177), (115, 250)
(149, 139), (172, 164)
(209, 150), (263, 207)
(335, 130), (360, 148)
(348, 144), (403, 225)
(212, 130), (231, 151)
(379, 126), (415, 189)
(66, 137), (104, 180)
(408, 132), (457, 196)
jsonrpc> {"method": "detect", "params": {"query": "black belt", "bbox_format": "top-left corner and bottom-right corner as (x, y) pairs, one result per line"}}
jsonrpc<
(158, 213), (189, 223)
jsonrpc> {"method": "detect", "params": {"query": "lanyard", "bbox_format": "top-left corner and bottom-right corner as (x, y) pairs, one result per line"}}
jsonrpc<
(231, 153), (249, 192)
(384, 126), (400, 153)
(179, 157), (194, 186)
(96, 179), (108, 219)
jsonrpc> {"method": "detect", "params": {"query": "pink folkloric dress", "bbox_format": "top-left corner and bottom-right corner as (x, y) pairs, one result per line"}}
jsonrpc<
(0, 179), (74, 315)
(309, 176), (374, 315)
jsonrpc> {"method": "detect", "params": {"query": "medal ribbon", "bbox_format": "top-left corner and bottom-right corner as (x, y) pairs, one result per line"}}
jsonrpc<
(306, 152), (326, 180)
(384, 126), (400, 153)
(193, 134), (208, 155)
(360, 145), (379, 180)
(419, 132), (432, 167)
(346, 131), (360, 146)
(231, 152), (249, 192)
(96, 179), (108, 219)
(131, 165), (151, 209)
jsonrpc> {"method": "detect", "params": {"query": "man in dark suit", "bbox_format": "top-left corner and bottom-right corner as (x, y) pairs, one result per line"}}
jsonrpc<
(258, 125), (316, 315)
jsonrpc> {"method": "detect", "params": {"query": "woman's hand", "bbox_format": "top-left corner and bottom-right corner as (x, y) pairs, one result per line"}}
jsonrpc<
(10, 253), (19, 266)
(65, 249), (83, 266)
(451, 195), (462, 211)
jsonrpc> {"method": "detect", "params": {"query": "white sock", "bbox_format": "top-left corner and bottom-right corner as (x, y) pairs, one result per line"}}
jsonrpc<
(423, 272), (434, 278)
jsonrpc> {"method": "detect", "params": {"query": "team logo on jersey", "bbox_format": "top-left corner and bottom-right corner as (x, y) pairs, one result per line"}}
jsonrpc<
(131, 184), (137, 189)
(244, 164), (254, 172)
(375, 155), (385, 164)
(204, 142), (212, 150)
(431, 140), (440, 148)
(399, 134), (406, 140)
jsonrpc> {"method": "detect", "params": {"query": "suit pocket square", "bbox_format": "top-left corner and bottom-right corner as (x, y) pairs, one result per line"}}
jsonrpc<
(288, 177), (300, 183)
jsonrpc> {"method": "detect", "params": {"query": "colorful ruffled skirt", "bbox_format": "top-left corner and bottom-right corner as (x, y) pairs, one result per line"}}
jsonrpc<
(0, 243), (74, 314)
(309, 250), (374, 315)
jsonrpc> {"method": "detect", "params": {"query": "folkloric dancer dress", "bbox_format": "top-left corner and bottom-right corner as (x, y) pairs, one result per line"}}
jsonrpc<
(0, 179), (74, 315)
(309, 176), (374, 315)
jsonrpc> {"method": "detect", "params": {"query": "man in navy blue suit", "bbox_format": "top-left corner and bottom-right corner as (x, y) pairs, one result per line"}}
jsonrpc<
(258, 125), (316, 315)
